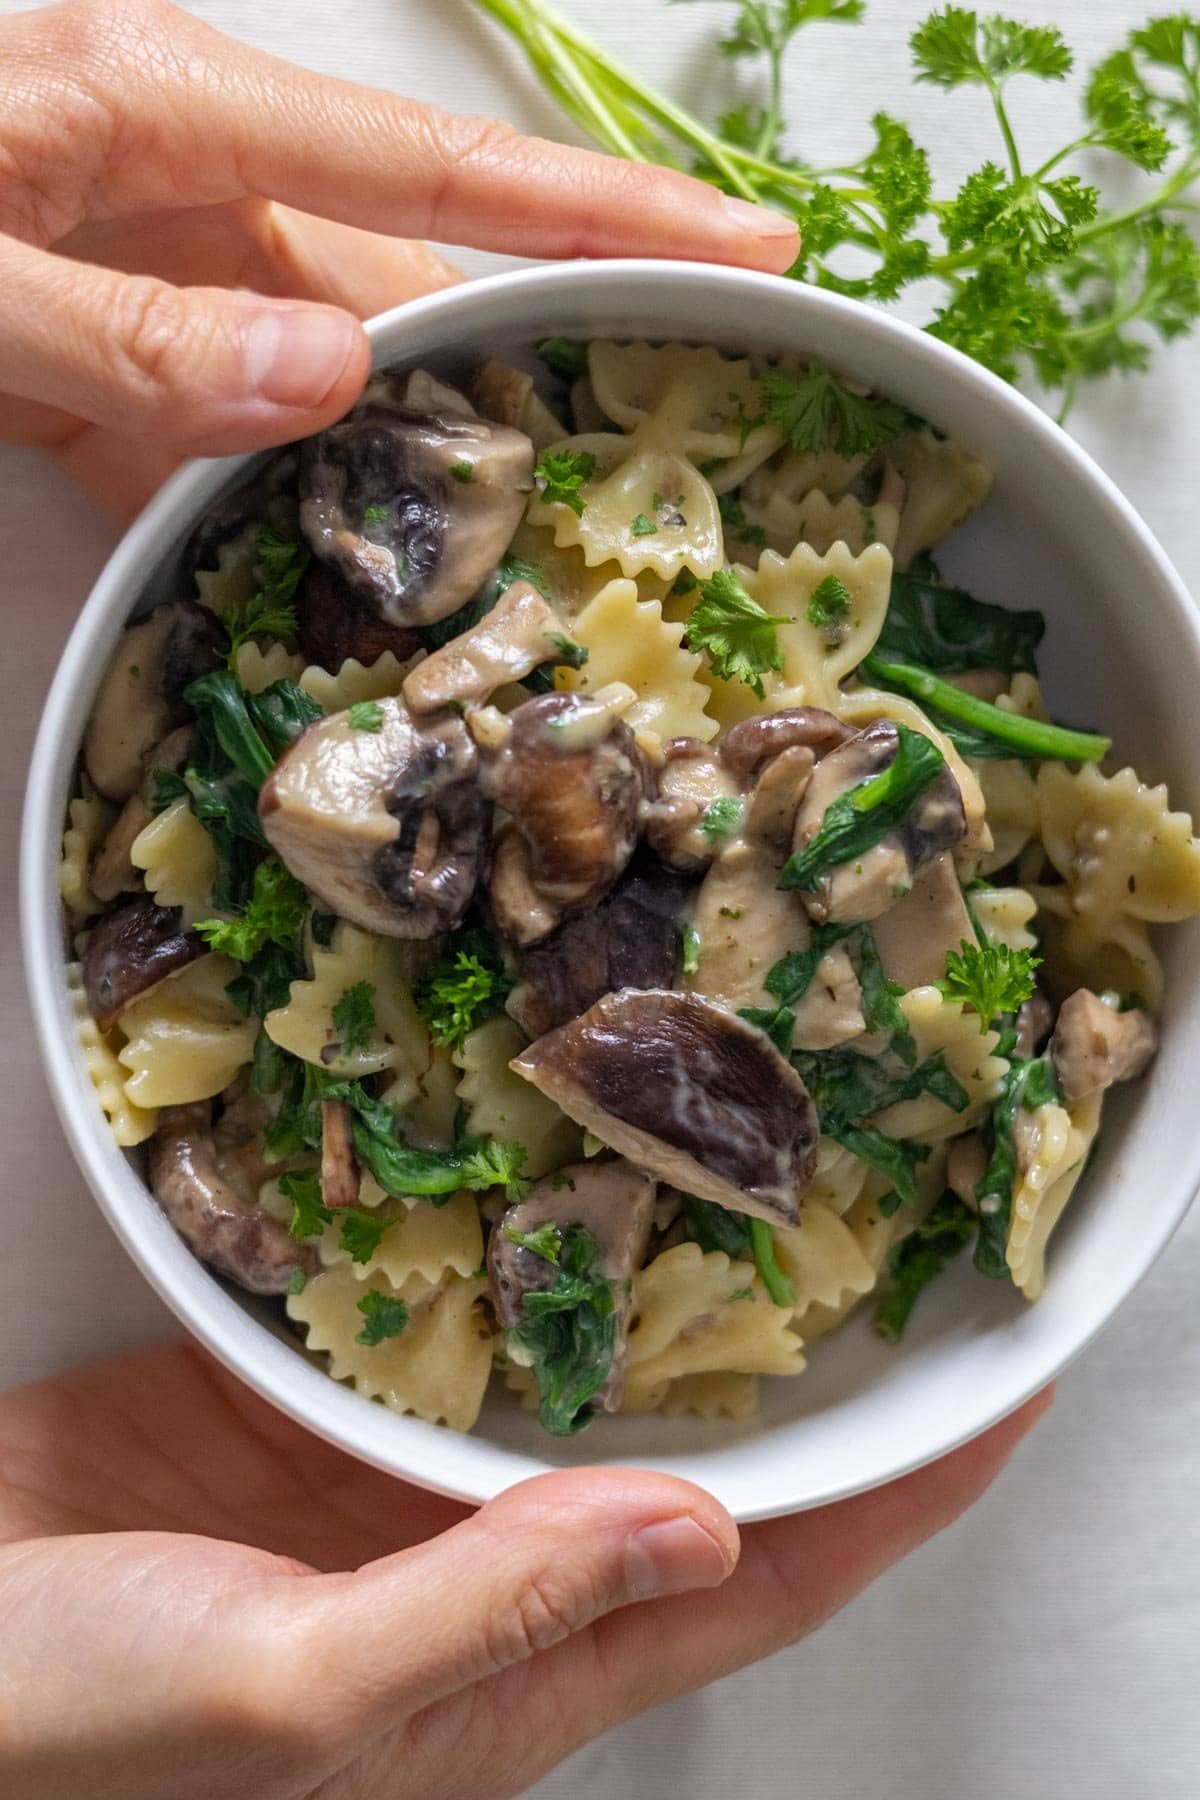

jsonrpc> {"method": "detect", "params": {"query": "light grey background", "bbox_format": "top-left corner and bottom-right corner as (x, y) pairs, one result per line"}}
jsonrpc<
(1, 2), (1196, 1794)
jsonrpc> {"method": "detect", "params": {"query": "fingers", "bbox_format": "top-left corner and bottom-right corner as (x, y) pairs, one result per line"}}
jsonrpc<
(279, 1466), (738, 1734)
(5, 0), (798, 269)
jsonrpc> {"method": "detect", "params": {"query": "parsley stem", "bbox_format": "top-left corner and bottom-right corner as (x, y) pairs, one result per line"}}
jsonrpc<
(860, 654), (1110, 762)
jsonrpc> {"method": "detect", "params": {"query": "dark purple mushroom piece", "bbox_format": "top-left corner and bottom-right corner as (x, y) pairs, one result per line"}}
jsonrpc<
(1013, 990), (1054, 1062)
(512, 989), (819, 1226)
(82, 895), (206, 1031)
(791, 719), (967, 925)
(295, 561), (424, 673)
(481, 690), (649, 932)
(185, 449), (299, 576)
(259, 696), (486, 938)
(488, 1158), (656, 1415)
(149, 1102), (316, 1296)
(84, 601), (223, 801)
(1051, 989), (1157, 1102)
(508, 847), (696, 1037)
(298, 370), (534, 628)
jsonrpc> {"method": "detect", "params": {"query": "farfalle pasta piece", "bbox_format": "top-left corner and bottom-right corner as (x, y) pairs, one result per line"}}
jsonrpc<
(792, 1177), (903, 1342)
(1006, 1092), (1103, 1300)
(59, 795), (115, 917)
(234, 640), (305, 693)
(387, 1043), (461, 1150)
(1032, 888), (1164, 1008)
(624, 1242), (805, 1407)
(587, 340), (781, 466)
(975, 758), (1040, 875)
(68, 962), (157, 1145)
(454, 1016), (581, 1180)
(872, 986), (1009, 1142)
(698, 540), (894, 728)
(298, 650), (411, 710)
(888, 426), (993, 569)
(315, 1180), (484, 1289)
(972, 885), (1039, 952)
(772, 1200), (878, 1317)
(555, 578), (718, 746)
(195, 526), (257, 614)
(265, 923), (428, 1081)
(743, 445), (869, 510)
(627, 1371), (761, 1419)
(129, 798), (216, 927)
(741, 485), (901, 560)
(117, 954), (257, 1108)
(288, 1265), (494, 1431)
(805, 1134), (875, 1216)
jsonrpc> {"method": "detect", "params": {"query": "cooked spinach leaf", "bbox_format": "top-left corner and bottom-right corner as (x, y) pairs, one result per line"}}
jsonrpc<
(974, 1053), (1061, 1277)
(874, 1193), (976, 1340)
(873, 566), (1044, 676)
(778, 724), (945, 891)
(510, 1224), (617, 1436)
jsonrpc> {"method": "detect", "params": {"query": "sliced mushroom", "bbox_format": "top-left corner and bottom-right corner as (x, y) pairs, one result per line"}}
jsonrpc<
(82, 895), (205, 1030)
(791, 720), (967, 925)
(642, 738), (741, 871)
(482, 690), (649, 928)
(1051, 989), (1157, 1102)
(186, 449), (299, 575)
(489, 825), (561, 949)
(402, 582), (573, 717)
(471, 358), (568, 450)
(744, 745), (815, 857)
(719, 706), (852, 781)
(508, 848), (695, 1037)
(1013, 990), (1054, 1061)
(90, 796), (153, 903)
(149, 1102), (315, 1295)
(298, 369), (534, 628)
(84, 601), (223, 800)
(792, 944), (869, 1052)
(946, 1132), (986, 1210)
(512, 989), (819, 1226)
(869, 853), (974, 989)
(488, 1157), (655, 1414)
(259, 696), (485, 938)
(320, 1099), (361, 1211)
(295, 560), (424, 672)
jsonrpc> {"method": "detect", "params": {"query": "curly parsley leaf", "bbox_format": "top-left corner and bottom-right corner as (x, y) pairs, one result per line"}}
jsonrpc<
(535, 448), (597, 516)
(460, 1138), (531, 1204)
(758, 363), (906, 457)
(354, 1289), (410, 1345)
(348, 700), (384, 732)
(505, 1221), (564, 1263)
(807, 574), (853, 630)
(910, 10), (1071, 90)
(686, 567), (786, 698)
(940, 938), (1040, 1028)
(699, 795), (744, 843)
(415, 931), (513, 1049)
(338, 1209), (389, 1265)
(222, 529), (310, 669)
(281, 1169), (331, 1241)
(195, 858), (309, 963)
(331, 981), (376, 1056)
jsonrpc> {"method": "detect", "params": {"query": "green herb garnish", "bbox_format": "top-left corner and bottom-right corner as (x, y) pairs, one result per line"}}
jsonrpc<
(778, 724), (945, 891)
(686, 566), (786, 697)
(874, 1192), (976, 1340)
(699, 795), (744, 844)
(195, 857), (308, 963)
(348, 700), (384, 732)
(355, 1289), (410, 1345)
(509, 1224), (618, 1435)
(806, 574), (854, 631)
(630, 511), (658, 536)
(222, 528), (309, 669)
(535, 448), (597, 516)
(331, 981), (376, 1056)
(940, 938), (1040, 1028)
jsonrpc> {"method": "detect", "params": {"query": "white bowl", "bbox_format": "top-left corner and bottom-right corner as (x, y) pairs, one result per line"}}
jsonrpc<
(22, 259), (1200, 1522)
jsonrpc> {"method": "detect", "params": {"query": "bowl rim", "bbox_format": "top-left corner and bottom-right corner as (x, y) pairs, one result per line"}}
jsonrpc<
(22, 255), (1200, 1521)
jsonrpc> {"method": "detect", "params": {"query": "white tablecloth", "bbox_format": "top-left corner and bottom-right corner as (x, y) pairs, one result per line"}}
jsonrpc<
(2, 2), (1197, 1793)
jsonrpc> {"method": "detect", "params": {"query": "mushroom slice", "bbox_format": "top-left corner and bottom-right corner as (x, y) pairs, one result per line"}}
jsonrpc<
(791, 720), (967, 925)
(149, 1102), (315, 1295)
(512, 989), (818, 1226)
(82, 895), (205, 1030)
(298, 369), (534, 628)
(1051, 989), (1157, 1102)
(488, 1158), (655, 1414)
(744, 745), (815, 856)
(471, 358), (568, 450)
(320, 1099), (361, 1211)
(482, 691), (649, 923)
(1013, 990), (1054, 1061)
(508, 848), (695, 1037)
(719, 706), (851, 781)
(869, 853), (974, 989)
(186, 449), (299, 575)
(84, 601), (223, 800)
(642, 738), (740, 871)
(296, 561), (423, 672)
(259, 696), (485, 938)
(402, 582), (574, 717)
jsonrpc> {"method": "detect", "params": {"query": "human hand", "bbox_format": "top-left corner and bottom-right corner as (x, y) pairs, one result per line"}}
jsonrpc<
(0, 1340), (1050, 1798)
(0, 0), (799, 519)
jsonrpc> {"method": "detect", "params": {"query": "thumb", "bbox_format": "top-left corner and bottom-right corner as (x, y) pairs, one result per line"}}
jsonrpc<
(0, 231), (369, 455)
(281, 1468), (738, 1729)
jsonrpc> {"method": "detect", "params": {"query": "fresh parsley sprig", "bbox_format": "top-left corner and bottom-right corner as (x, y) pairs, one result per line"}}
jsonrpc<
(686, 566), (786, 697)
(472, 0), (1200, 412)
(535, 448), (597, 515)
(509, 1224), (619, 1435)
(222, 529), (309, 669)
(940, 938), (1040, 1028)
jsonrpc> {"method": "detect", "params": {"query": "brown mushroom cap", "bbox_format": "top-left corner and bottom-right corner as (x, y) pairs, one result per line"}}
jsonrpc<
(259, 696), (486, 938)
(482, 691), (649, 925)
(299, 370), (534, 628)
(508, 847), (695, 1037)
(149, 1102), (315, 1295)
(792, 719), (967, 925)
(1051, 988), (1157, 1102)
(512, 989), (819, 1226)
(295, 561), (424, 672)
(82, 895), (206, 1031)
(719, 706), (852, 781)
(488, 1158), (656, 1415)
(84, 601), (223, 801)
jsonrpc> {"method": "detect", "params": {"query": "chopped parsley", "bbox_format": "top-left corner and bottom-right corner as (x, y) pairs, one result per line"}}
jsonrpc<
(681, 921), (701, 976)
(699, 795), (744, 844)
(221, 528), (309, 669)
(504, 1222), (563, 1263)
(940, 939), (1040, 1029)
(286, 1267), (308, 1297)
(348, 700), (384, 732)
(362, 504), (391, 523)
(718, 491), (767, 547)
(280, 1169), (330, 1242)
(535, 448), (596, 516)
(355, 1289), (410, 1346)
(778, 724), (946, 892)
(450, 460), (475, 484)
(331, 981), (376, 1056)
(415, 931), (513, 1049)
(685, 566), (786, 698)
(806, 574), (854, 631)
(758, 363), (906, 457)
(195, 857), (309, 963)
(630, 511), (658, 537)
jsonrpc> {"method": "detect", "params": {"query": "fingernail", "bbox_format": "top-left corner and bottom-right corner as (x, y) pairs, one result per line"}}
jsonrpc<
(721, 194), (799, 239)
(624, 1516), (734, 1601)
(244, 307), (360, 409)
